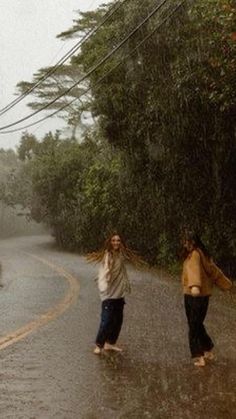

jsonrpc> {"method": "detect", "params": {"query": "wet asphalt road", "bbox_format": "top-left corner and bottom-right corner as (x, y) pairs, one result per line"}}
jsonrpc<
(0, 235), (235, 419)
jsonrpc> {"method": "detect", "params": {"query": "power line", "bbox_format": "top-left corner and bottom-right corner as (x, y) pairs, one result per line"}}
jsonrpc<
(0, 0), (129, 117)
(0, 1), (183, 135)
(0, 0), (170, 132)
(0, 1), (186, 135)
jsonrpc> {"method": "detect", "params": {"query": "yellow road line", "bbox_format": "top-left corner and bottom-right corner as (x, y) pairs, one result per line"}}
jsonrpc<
(0, 253), (80, 351)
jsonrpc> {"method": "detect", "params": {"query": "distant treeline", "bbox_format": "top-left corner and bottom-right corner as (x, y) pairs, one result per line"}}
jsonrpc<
(2, 0), (235, 274)
(0, 149), (46, 238)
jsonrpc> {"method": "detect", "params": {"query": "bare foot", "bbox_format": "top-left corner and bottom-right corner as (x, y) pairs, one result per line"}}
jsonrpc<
(194, 356), (206, 367)
(204, 351), (215, 360)
(104, 343), (123, 352)
(93, 346), (102, 355)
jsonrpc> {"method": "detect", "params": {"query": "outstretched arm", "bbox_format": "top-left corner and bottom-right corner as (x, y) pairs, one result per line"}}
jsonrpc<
(209, 261), (232, 291)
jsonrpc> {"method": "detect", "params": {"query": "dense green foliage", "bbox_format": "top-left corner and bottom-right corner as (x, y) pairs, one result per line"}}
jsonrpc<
(5, 0), (236, 273)
(0, 148), (44, 237)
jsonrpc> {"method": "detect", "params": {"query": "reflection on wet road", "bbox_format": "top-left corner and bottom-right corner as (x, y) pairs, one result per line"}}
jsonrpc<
(0, 236), (235, 419)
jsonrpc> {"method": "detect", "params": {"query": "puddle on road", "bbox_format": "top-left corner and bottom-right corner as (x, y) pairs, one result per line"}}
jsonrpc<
(81, 351), (236, 419)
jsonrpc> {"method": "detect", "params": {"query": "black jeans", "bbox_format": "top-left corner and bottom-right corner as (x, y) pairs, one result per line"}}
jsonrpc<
(96, 298), (125, 348)
(184, 295), (214, 358)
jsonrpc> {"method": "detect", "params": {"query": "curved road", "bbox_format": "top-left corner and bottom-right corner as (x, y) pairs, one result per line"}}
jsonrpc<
(0, 235), (235, 419)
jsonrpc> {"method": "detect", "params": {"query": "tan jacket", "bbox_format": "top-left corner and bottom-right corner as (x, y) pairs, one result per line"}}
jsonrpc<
(182, 249), (232, 296)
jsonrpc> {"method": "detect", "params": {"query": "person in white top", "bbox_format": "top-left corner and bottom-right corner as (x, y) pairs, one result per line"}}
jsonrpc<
(87, 232), (143, 355)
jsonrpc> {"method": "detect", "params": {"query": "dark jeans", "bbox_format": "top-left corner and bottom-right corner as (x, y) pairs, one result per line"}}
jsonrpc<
(184, 295), (214, 358)
(96, 298), (125, 348)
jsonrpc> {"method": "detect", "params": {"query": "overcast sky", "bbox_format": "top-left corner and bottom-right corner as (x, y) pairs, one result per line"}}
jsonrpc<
(0, 0), (109, 150)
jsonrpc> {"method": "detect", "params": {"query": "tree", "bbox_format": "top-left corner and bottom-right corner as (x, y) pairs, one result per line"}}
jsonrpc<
(10, 0), (236, 272)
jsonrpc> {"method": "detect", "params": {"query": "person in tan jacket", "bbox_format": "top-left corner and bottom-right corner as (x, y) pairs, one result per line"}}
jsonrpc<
(182, 231), (232, 367)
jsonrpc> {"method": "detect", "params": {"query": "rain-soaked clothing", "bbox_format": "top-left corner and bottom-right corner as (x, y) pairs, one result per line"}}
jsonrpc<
(96, 251), (130, 348)
(96, 298), (125, 347)
(182, 249), (232, 296)
(182, 247), (232, 358)
(99, 251), (130, 301)
(184, 295), (214, 357)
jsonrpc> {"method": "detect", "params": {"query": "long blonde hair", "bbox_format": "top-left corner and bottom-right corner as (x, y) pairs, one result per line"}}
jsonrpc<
(86, 232), (146, 268)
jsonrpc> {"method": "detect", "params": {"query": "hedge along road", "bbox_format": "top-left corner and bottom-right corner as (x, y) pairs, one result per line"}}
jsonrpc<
(0, 235), (235, 419)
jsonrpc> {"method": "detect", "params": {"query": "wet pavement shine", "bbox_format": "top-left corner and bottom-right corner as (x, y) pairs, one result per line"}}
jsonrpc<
(0, 236), (235, 419)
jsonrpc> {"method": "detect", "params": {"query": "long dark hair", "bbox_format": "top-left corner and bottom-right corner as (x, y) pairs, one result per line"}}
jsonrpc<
(181, 230), (211, 260)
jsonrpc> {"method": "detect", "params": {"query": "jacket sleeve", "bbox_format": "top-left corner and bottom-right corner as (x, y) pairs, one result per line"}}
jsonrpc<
(186, 250), (202, 288)
(208, 261), (232, 290)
